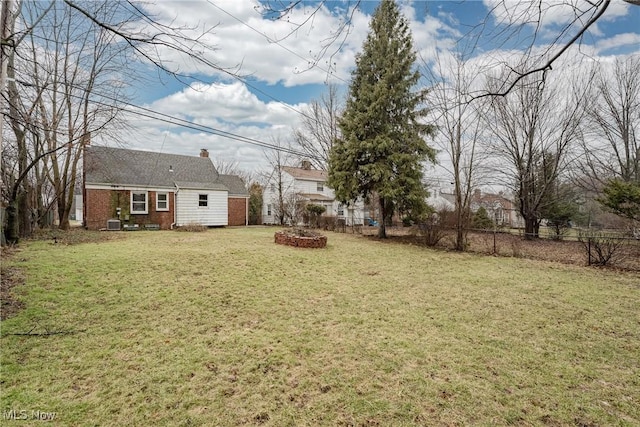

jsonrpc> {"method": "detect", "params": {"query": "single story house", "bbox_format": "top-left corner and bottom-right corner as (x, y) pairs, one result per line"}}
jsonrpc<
(83, 146), (248, 230)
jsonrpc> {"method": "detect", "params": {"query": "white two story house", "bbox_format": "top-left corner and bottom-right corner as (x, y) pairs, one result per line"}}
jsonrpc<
(262, 160), (366, 226)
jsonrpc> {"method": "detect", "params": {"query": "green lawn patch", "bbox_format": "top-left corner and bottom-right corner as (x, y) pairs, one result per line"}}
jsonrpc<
(1, 228), (639, 426)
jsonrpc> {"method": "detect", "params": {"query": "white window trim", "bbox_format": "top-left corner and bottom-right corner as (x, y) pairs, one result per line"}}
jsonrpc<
(198, 194), (209, 208)
(156, 192), (169, 211)
(267, 204), (272, 216)
(131, 191), (148, 214)
(317, 182), (324, 192)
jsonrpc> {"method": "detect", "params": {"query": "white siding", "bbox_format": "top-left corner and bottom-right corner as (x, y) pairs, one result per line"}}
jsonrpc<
(74, 194), (83, 222)
(176, 189), (228, 226)
(261, 169), (367, 226)
(262, 173), (295, 224)
(292, 179), (327, 195)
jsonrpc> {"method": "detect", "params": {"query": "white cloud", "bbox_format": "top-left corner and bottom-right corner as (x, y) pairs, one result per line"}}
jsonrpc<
(103, 80), (308, 174)
(107, 0), (637, 176)
(130, 1), (371, 86)
(483, 0), (629, 30)
(595, 33), (640, 54)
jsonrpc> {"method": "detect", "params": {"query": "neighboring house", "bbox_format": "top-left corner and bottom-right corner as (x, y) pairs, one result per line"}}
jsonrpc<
(262, 160), (366, 226)
(426, 187), (455, 212)
(428, 186), (524, 228)
(470, 189), (523, 228)
(72, 194), (83, 223)
(83, 146), (249, 230)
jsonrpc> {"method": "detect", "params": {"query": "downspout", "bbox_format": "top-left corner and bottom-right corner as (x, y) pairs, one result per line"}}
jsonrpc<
(171, 185), (179, 229)
(245, 196), (249, 226)
(82, 146), (87, 228)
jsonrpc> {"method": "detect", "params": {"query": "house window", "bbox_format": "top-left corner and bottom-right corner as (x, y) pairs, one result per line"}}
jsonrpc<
(199, 194), (208, 207)
(495, 207), (504, 224)
(156, 192), (169, 211)
(317, 182), (324, 192)
(131, 191), (148, 214)
(337, 203), (344, 216)
(267, 204), (272, 216)
(270, 183), (276, 192)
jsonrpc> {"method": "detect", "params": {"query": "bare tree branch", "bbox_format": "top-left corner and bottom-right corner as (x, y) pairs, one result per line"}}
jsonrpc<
(472, 0), (611, 100)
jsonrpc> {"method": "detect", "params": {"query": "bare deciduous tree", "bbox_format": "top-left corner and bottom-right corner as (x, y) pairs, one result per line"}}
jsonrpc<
(10, 2), (129, 232)
(577, 55), (640, 191)
(212, 158), (257, 190)
(293, 83), (342, 170)
(262, 139), (294, 226)
(425, 51), (486, 250)
(469, 0), (615, 98)
(1, 0), (240, 243)
(482, 66), (587, 239)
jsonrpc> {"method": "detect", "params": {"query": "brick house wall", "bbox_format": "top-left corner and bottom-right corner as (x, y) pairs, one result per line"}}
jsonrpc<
(85, 189), (175, 230)
(228, 197), (248, 226)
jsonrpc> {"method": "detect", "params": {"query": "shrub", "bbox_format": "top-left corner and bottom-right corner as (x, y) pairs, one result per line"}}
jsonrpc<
(318, 215), (339, 231)
(176, 223), (207, 232)
(416, 214), (446, 247)
(305, 204), (326, 228)
(578, 229), (626, 266)
(472, 207), (494, 230)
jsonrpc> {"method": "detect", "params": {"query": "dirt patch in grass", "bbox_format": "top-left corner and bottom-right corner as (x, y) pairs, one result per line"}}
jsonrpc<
(0, 248), (25, 321)
(30, 227), (125, 245)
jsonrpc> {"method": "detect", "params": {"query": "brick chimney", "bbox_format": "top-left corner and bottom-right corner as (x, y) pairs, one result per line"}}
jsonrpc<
(200, 148), (209, 158)
(301, 159), (311, 170)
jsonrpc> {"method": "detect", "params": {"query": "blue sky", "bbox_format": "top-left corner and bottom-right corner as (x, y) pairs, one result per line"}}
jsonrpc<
(118, 1), (640, 174)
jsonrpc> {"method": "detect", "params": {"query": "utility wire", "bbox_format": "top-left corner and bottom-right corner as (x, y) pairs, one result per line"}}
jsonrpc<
(4, 78), (318, 160)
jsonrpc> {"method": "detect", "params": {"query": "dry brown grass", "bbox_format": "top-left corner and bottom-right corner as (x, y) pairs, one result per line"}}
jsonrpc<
(361, 226), (640, 271)
(1, 227), (639, 426)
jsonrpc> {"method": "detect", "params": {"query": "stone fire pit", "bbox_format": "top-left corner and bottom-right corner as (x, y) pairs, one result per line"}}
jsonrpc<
(274, 228), (327, 248)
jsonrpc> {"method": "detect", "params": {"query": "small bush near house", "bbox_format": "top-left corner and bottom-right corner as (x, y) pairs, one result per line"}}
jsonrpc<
(176, 223), (207, 232)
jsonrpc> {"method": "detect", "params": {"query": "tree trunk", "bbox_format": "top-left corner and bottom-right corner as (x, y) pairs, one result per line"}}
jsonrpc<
(454, 194), (468, 251)
(378, 196), (388, 239)
(455, 222), (465, 251)
(18, 188), (32, 238)
(58, 197), (71, 230)
(4, 202), (19, 244)
(524, 216), (539, 240)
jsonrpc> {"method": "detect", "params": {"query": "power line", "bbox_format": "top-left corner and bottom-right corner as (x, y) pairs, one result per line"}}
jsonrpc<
(64, 0), (320, 126)
(5, 78), (318, 160)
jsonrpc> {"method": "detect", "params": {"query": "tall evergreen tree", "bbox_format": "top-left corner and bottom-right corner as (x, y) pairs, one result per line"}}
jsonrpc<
(328, 0), (435, 238)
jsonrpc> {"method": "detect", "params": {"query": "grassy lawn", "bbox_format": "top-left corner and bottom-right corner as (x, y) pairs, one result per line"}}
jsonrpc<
(1, 227), (639, 426)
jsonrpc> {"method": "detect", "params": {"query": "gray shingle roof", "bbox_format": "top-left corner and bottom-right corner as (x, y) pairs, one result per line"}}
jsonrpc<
(85, 146), (237, 191)
(217, 174), (249, 197)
